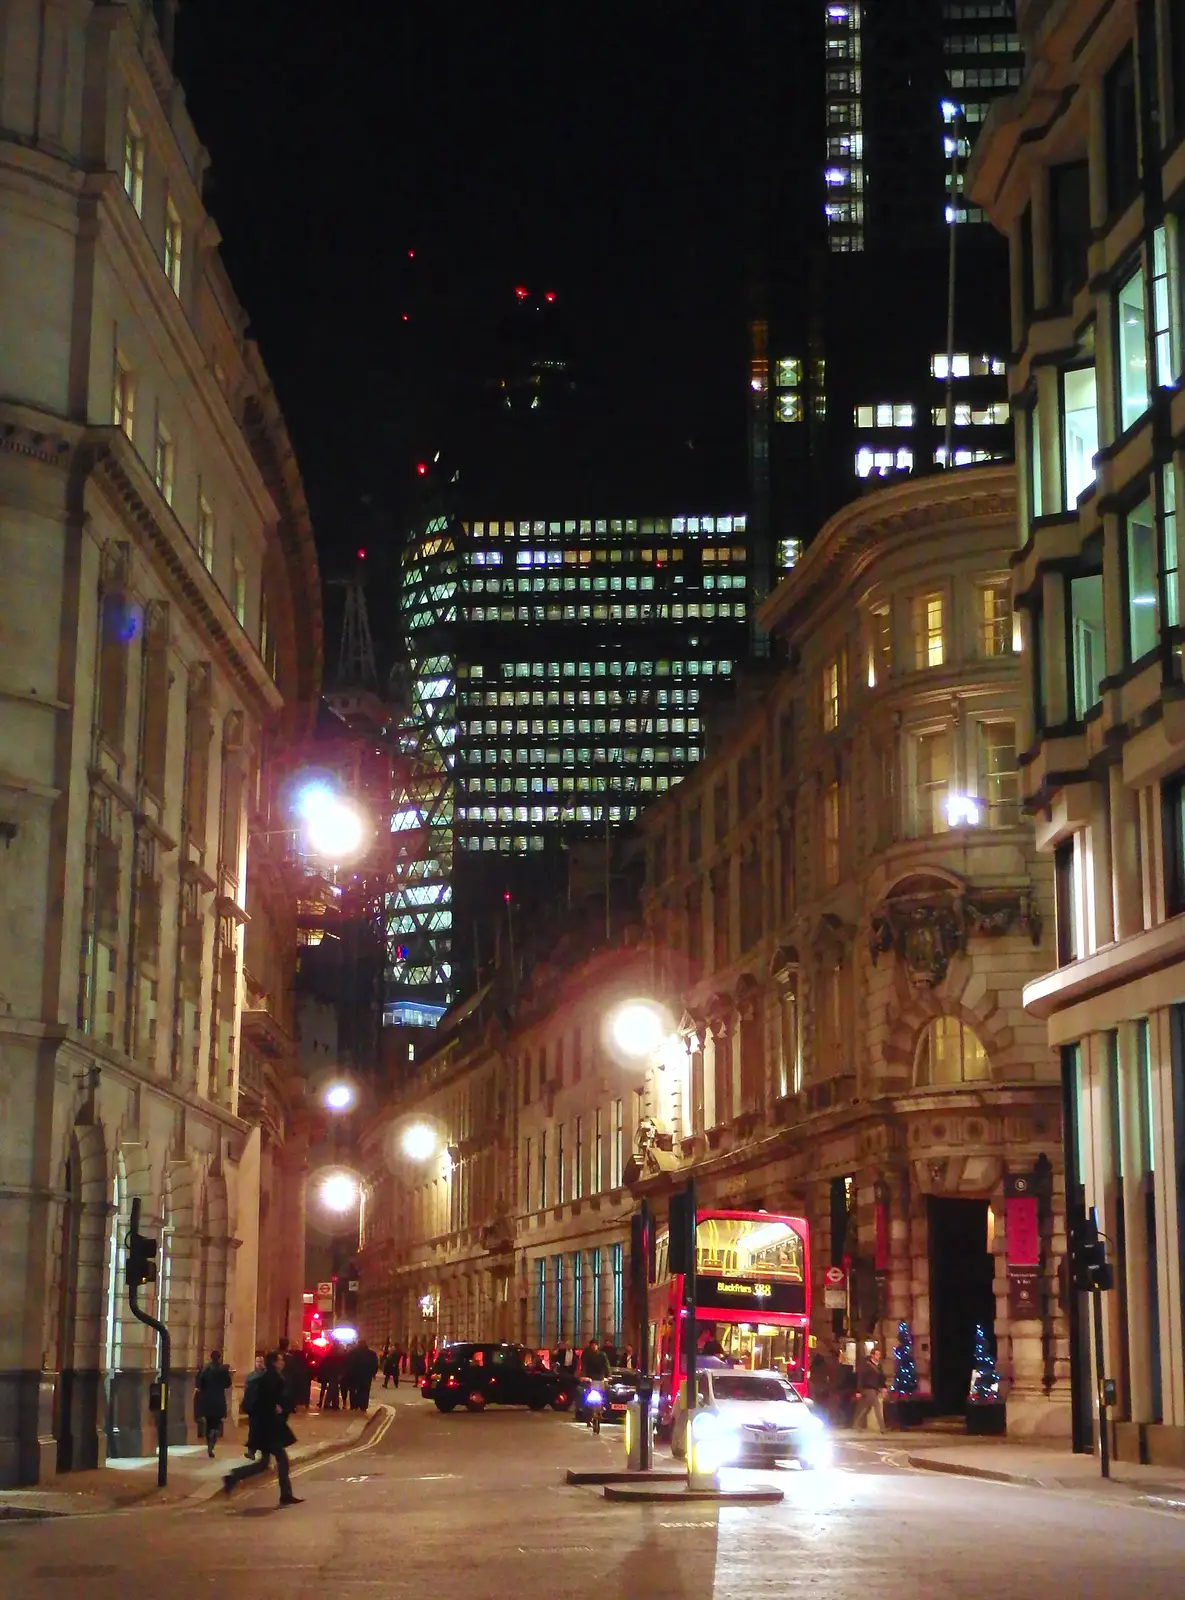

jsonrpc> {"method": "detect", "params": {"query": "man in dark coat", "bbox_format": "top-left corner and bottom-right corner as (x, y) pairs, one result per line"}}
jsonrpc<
(345, 1339), (380, 1411)
(222, 1350), (301, 1505)
(194, 1349), (232, 1457)
(318, 1345), (345, 1409)
(282, 1345), (311, 1410)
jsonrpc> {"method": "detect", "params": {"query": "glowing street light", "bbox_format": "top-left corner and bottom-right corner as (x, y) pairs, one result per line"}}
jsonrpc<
(318, 1171), (360, 1213)
(401, 1121), (441, 1162)
(946, 794), (982, 828)
(323, 1082), (356, 1113)
(609, 999), (670, 1062)
(296, 782), (367, 863)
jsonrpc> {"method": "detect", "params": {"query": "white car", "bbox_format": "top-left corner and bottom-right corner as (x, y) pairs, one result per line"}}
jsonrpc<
(671, 1369), (831, 1470)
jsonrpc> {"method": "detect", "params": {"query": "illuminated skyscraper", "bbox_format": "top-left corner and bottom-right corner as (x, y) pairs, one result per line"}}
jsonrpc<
(388, 503), (749, 1020)
(748, 1), (1025, 569)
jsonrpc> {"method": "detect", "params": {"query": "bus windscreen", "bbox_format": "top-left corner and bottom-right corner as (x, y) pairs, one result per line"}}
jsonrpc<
(695, 1217), (804, 1282)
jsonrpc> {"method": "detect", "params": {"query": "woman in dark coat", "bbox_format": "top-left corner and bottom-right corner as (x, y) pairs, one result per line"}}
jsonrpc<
(223, 1351), (301, 1506)
(194, 1349), (232, 1457)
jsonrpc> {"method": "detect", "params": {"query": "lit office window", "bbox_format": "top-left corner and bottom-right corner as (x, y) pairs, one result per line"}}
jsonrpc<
(822, 658), (840, 731)
(979, 581), (1011, 657)
(164, 196), (183, 296)
(153, 424), (174, 506)
(1061, 366), (1098, 506)
(1116, 263), (1149, 432)
(112, 358), (135, 440)
(1152, 226), (1180, 387)
(123, 110), (145, 215)
(911, 593), (945, 667)
(915, 730), (951, 836)
(1125, 493), (1157, 660)
(822, 781), (840, 886)
(977, 721), (1019, 826)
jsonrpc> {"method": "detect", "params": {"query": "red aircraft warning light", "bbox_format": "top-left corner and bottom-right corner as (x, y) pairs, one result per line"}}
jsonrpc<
(416, 462), (428, 476)
(515, 285), (528, 300)
(545, 291), (556, 303)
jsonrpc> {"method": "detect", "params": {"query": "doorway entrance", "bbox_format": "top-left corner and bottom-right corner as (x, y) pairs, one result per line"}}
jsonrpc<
(928, 1197), (995, 1413)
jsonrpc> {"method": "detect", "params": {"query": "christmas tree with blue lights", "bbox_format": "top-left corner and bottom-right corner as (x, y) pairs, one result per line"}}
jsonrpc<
(890, 1320), (917, 1396)
(968, 1322), (1001, 1404)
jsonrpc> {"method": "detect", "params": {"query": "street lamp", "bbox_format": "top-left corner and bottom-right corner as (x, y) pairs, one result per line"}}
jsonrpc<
(318, 1170), (361, 1213)
(401, 1121), (441, 1163)
(323, 1081), (356, 1113)
(607, 998), (670, 1063)
(295, 780), (367, 863)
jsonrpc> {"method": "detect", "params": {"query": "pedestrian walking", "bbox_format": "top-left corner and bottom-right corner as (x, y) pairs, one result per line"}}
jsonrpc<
(344, 1338), (379, 1410)
(318, 1345), (345, 1409)
(240, 1352), (267, 1457)
(283, 1344), (311, 1410)
(850, 1344), (887, 1433)
(194, 1349), (232, 1457)
(382, 1342), (401, 1389)
(223, 1350), (302, 1506)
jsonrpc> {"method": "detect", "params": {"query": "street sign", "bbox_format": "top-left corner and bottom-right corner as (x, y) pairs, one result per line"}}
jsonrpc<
(823, 1264), (847, 1309)
(315, 1280), (334, 1312)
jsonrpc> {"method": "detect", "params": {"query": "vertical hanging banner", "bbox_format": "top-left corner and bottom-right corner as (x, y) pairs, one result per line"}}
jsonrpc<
(1004, 1170), (1041, 1318)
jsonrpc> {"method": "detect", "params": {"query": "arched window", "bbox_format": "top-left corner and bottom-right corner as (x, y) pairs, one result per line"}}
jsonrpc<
(915, 1017), (990, 1086)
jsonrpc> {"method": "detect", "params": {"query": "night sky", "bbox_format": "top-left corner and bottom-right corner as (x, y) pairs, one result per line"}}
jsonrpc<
(177, 2), (750, 627)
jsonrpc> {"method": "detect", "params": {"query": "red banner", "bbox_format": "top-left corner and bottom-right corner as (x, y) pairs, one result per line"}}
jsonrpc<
(1005, 1196), (1040, 1267)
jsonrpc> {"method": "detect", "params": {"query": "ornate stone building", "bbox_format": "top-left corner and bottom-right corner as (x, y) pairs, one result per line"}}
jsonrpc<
(357, 932), (651, 1355)
(641, 466), (1070, 1430)
(970, 0), (1185, 1464)
(0, 2), (321, 1484)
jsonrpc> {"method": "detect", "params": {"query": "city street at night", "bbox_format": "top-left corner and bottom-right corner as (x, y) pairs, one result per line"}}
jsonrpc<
(3, 1399), (1185, 1600)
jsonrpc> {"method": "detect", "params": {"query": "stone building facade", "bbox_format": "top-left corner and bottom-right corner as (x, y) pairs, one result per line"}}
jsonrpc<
(0, 1), (321, 1484)
(641, 466), (1070, 1431)
(357, 937), (652, 1357)
(970, 0), (1185, 1463)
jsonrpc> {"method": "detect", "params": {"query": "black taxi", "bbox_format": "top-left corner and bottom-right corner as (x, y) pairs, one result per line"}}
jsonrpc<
(422, 1342), (575, 1413)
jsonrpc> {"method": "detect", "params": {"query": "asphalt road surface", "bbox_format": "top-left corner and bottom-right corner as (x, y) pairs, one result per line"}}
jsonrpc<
(3, 1398), (1185, 1599)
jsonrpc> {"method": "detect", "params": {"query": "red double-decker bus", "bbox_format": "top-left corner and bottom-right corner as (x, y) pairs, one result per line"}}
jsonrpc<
(648, 1209), (810, 1434)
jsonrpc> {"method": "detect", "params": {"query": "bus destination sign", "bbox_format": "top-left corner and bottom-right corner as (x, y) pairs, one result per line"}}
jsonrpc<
(695, 1274), (807, 1317)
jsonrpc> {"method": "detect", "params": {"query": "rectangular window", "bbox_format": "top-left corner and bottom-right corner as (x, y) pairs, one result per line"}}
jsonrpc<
(112, 357), (135, 440)
(979, 581), (1011, 657)
(153, 424), (174, 506)
(1049, 161), (1090, 306)
(1116, 263), (1149, 433)
(574, 1116), (583, 1200)
(523, 1137), (532, 1210)
(911, 592), (945, 668)
(823, 658), (840, 730)
(870, 603), (891, 684)
(164, 197), (183, 296)
(122, 110), (144, 215)
(1061, 366), (1098, 506)
(610, 1099), (623, 1189)
(822, 781), (840, 886)
(1028, 397), (1045, 521)
(1069, 573), (1105, 719)
(1104, 47), (1139, 219)
(571, 1250), (583, 1344)
(1125, 493), (1158, 661)
(535, 1259), (546, 1346)
(610, 1243), (624, 1345)
(556, 1121), (565, 1205)
(1162, 773), (1185, 918)
(197, 495), (214, 572)
(593, 1106), (603, 1192)
(1055, 837), (1082, 964)
(1163, 464), (1180, 630)
(977, 721), (1019, 827)
(915, 730), (951, 835)
(233, 556), (247, 627)
(538, 1127), (548, 1209)
(1152, 226), (1179, 388)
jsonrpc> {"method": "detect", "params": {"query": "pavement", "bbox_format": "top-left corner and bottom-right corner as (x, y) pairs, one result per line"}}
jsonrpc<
(0, 1403), (388, 1520)
(3, 1402), (1185, 1598)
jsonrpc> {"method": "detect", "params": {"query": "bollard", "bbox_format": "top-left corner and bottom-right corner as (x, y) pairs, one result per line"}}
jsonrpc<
(624, 1399), (645, 1470)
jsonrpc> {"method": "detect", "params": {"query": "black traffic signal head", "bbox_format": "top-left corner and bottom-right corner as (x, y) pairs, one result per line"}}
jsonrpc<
(1070, 1209), (1112, 1292)
(127, 1228), (158, 1290)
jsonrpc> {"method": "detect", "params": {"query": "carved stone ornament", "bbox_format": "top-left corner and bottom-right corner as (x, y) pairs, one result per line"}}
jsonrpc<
(870, 882), (1043, 987)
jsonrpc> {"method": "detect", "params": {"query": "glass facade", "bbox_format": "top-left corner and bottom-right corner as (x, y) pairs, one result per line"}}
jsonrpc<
(393, 510), (748, 1017)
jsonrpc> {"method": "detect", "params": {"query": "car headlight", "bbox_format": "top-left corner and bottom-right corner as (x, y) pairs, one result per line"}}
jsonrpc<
(799, 1426), (833, 1466)
(688, 1411), (739, 1475)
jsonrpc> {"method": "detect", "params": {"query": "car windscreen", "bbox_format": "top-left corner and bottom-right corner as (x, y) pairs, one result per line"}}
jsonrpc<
(610, 1371), (640, 1383)
(711, 1376), (796, 1403)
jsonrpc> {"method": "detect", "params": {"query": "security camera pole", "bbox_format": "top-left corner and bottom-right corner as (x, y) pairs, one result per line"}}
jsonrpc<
(127, 1195), (171, 1487)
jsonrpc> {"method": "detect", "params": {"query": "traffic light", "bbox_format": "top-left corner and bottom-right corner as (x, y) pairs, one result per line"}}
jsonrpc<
(668, 1185), (696, 1280)
(127, 1225), (158, 1291)
(1070, 1208), (1113, 1293)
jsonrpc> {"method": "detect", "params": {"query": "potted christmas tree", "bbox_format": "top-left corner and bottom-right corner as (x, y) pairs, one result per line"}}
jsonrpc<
(885, 1320), (923, 1429)
(965, 1322), (1006, 1435)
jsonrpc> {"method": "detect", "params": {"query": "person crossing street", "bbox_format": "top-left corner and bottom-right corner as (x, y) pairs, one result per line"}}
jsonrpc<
(223, 1350), (303, 1506)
